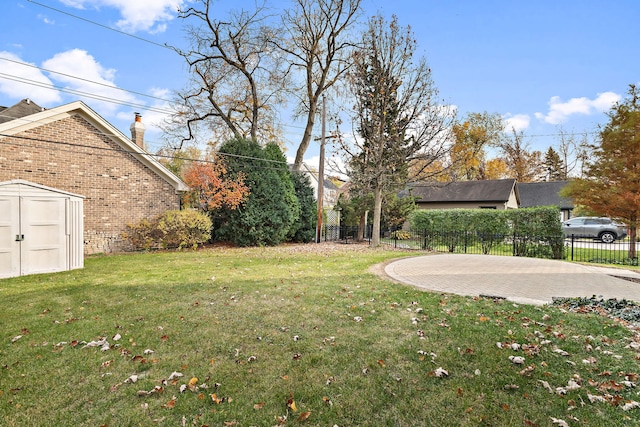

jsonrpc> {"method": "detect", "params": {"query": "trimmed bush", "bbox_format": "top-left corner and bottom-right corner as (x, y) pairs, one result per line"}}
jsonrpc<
(123, 210), (212, 250)
(408, 207), (564, 259)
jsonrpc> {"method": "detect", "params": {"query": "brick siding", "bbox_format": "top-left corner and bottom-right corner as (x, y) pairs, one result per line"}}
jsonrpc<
(0, 113), (181, 254)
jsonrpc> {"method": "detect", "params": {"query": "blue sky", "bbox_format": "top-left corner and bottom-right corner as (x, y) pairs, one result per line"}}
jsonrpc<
(1, 0), (639, 171)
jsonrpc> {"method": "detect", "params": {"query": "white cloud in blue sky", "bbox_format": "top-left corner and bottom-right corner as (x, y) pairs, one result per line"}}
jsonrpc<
(503, 114), (530, 132)
(59, 0), (185, 33)
(535, 92), (621, 125)
(0, 51), (61, 104)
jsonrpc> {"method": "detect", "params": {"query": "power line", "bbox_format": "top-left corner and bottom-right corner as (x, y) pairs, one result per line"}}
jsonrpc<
(0, 56), (174, 104)
(0, 73), (173, 115)
(0, 132), (292, 170)
(27, 0), (173, 51)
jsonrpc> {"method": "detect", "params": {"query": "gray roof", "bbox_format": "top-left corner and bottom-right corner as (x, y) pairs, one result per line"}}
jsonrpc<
(408, 179), (518, 203)
(518, 181), (573, 210)
(0, 99), (45, 124)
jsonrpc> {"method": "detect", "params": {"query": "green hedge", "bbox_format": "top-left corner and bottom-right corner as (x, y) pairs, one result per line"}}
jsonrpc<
(408, 207), (564, 258)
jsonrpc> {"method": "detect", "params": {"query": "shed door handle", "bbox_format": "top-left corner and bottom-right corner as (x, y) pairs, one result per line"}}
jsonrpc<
(15, 234), (24, 241)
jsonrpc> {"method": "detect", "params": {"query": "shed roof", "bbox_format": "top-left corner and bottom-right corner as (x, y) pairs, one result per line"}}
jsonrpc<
(0, 179), (85, 199)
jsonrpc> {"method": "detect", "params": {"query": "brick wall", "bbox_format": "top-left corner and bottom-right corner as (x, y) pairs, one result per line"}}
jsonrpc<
(0, 113), (181, 254)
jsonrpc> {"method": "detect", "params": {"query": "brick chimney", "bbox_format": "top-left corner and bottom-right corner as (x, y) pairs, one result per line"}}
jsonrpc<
(130, 112), (145, 148)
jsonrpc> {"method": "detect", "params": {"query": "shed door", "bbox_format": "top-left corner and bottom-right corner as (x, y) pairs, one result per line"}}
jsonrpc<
(0, 196), (67, 278)
(20, 197), (67, 276)
(0, 196), (20, 278)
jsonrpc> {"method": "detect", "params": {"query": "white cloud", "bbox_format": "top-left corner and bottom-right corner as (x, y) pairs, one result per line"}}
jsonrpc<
(42, 48), (137, 115)
(38, 15), (55, 25)
(0, 51), (62, 104)
(535, 92), (621, 125)
(502, 113), (530, 132)
(60, 0), (185, 33)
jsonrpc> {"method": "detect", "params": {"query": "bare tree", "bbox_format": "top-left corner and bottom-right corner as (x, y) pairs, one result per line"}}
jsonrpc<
(168, 0), (285, 149)
(342, 15), (455, 246)
(555, 127), (591, 178)
(275, 0), (362, 170)
(498, 128), (544, 182)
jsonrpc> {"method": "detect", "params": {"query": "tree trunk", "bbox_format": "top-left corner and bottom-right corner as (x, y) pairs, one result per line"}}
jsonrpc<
(629, 226), (637, 260)
(293, 101), (318, 171)
(357, 212), (366, 241)
(371, 184), (383, 246)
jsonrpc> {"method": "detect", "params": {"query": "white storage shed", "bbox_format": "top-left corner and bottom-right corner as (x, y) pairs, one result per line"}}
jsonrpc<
(0, 180), (84, 279)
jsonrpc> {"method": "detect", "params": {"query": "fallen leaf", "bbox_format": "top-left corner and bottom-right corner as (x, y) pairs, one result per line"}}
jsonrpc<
(168, 372), (183, 381)
(519, 364), (536, 376)
(287, 397), (297, 412)
(253, 402), (266, 410)
(377, 359), (385, 367)
(298, 411), (311, 421)
(509, 356), (525, 364)
(431, 367), (448, 378)
(550, 417), (569, 427)
(161, 397), (176, 409)
(621, 401), (640, 411)
(124, 374), (138, 384)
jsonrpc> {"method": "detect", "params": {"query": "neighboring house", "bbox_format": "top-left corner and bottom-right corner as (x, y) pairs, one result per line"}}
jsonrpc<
(408, 179), (519, 210)
(517, 181), (574, 221)
(0, 98), (188, 256)
(296, 162), (341, 209)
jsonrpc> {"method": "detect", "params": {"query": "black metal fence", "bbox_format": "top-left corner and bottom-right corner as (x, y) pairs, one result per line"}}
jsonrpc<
(323, 226), (639, 266)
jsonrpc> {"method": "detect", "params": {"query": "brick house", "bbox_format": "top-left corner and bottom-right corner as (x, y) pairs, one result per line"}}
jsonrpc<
(0, 99), (188, 255)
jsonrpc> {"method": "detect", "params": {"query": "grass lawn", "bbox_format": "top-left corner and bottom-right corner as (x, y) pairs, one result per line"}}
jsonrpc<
(1, 244), (639, 426)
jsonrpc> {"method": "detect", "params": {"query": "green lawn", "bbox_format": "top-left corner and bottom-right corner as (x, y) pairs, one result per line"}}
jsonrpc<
(1, 244), (639, 426)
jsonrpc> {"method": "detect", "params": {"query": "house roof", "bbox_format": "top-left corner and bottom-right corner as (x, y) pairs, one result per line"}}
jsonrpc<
(0, 99), (46, 124)
(294, 163), (340, 190)
(518, 181), (573, 210)
(0, 100), (188, 192)
(408, 179), (518, 204)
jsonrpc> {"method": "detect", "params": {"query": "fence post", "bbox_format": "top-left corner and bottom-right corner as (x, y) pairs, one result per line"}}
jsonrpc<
(464, 231), (468, 254)
(571, 234), (574, 261)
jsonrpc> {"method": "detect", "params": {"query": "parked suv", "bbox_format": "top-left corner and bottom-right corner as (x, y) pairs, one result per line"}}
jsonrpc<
(562, 217), (627, 243)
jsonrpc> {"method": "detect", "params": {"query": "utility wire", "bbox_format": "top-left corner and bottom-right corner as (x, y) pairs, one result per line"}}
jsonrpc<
(0, 73), (173, 115)
(0, 133), (349, 178)
(0, 56), (174, 104)
(27, 0), (173, 51)
(0, 132), (290, 169)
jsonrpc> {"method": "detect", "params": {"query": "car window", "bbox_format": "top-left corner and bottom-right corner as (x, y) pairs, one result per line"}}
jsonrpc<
(566, 218), (585, 225)
(584, 219), (599, 225)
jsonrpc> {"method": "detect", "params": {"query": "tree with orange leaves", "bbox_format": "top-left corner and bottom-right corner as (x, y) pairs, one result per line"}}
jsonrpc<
(182, 161), (249, 212)
(563, 84), (640, 258)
